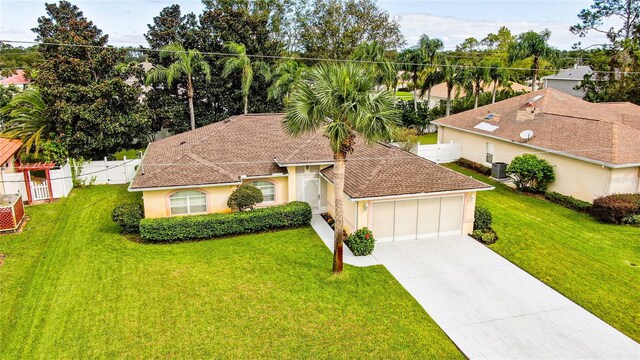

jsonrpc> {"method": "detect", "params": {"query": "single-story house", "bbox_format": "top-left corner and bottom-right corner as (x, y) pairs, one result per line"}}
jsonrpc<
(434, 88), (640, 202)
(0, 70), (30, 90)
(542, 65), (592, 98)
(422, 81), (531, 109)
(129, 114), (492, 242)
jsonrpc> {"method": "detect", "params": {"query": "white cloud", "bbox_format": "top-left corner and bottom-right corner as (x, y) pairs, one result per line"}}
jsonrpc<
(396, 13), (610, 50)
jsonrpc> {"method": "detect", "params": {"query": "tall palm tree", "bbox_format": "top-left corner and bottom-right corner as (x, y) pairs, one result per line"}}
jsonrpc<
(398, 47), (426, 112)
(284, 63), (399, 273)
(509, 29), (557, 91)
(465, 60), (491, 109)
(0, 88), (52, 155)
(268, 59), (307, 102)
(418, 35), (444, 107)
(146, 43), (211, 131)
(441, 57), (467, 117)
(351, 41), (397, 92)
(488, 60), (510, 103)
(222, 41), (270, 115)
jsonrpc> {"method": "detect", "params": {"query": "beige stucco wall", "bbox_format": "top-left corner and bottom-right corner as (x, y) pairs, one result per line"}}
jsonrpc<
(609, 167), (640, 194)
(142, 176), (290, 218)
(325, 180), (358, 234)
(440, 126), (615, 202)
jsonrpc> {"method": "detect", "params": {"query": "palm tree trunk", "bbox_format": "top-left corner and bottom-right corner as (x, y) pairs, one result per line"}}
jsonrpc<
(474, 83), (480, 109)
(492, 80), (497, 103)
(427, 85), (433, 109)
(413, 74), (418, 113)
(446, 87), (452, 117)
(244, 94), (248, 115)
(187, 77), (196, 131)
(532, 59), (538, 91)
(332, 151), (346, 273)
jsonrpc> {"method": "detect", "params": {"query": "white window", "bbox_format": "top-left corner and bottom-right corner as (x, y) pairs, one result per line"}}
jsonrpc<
(249, 180), (275, 202)
(486, 143), (495, 163)
(169, 190), (207, 215)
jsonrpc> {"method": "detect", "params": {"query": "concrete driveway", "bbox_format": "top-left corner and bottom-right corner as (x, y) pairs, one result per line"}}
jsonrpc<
(373, 235), (640, 359)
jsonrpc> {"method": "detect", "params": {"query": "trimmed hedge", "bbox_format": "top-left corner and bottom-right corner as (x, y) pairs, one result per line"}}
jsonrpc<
(455, 158), (491, 176)
(140, 201), (312, 242)
(591, 194), (640, 224)
(473, 206), (492, 231)
(544, 191), (592, 213)
(227, 184), (263, 211)
(112, 202), (144, 234)
(345, 227), (376, 256)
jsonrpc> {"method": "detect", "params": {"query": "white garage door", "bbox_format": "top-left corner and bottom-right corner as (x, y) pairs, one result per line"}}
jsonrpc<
(372, 196), (464, 243)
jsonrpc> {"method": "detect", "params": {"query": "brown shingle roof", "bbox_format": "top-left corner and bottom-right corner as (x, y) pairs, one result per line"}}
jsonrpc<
(0, 138), (21, 165)
(433, 88), (640, 166)
(131, 114), (490, 196)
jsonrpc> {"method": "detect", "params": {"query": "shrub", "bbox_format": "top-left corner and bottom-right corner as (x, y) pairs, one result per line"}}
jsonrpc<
(544, 192), (592, 213)
(112, 202), (144, 234)
(345, 227), (376, 256)
(506, 154), (555, 192)
(473, 206), (492, 231)
(621, 214), (640, 225)
(471, 229), (497, 245)
(455, 158), (491, 176)
(591, 194), (640, 224)
(227, 184), (264, 211)
(140, 201), (312, 242)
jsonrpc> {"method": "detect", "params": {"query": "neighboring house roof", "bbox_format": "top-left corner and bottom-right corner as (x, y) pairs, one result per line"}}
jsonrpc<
(542, 66), (593, 81)
(0, 138), (22, 165)
(433, 88), (640, 167)
(130, 114), (490, 197)
(0, 70), (29, 86)
(426, 81), (530, 99)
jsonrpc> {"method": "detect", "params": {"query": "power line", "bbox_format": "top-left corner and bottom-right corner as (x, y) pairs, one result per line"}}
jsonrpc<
(1, 39), (638, 75)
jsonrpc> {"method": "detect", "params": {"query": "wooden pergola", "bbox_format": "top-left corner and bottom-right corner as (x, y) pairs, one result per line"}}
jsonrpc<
(15, 162), (56, 204)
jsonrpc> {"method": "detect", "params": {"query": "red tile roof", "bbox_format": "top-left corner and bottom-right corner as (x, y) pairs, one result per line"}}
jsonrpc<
(130, 114), (490, 197)
(0, 138), (22, 165)
(434, 88), (640, 166)
(0, 70), (29, 85)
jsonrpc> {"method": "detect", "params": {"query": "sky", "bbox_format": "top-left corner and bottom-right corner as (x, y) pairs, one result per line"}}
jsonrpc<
(0, 0), (612, 51)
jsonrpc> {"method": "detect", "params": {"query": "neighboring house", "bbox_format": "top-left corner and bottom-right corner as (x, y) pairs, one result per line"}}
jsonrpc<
(434, 88), (640, 202)
(129, 114), (491, 242)
(0, 70), (30, 90)
(125, 61), (153, 93)
(423, 81), (531, 109)
(0, 138), (21, 195)
(542, 65), (593, 98)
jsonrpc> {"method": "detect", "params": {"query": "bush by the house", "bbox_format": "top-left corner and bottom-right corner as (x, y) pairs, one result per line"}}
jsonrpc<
(112, 202), (144, 234)
(506, 154), (555, 193)
(621, 214), (640, 225)
(345, 227), (376, 256)
(139, 201), (312, 242)
(472, 229), (497, 245)
(591, 194), (640, 224)
(227, 184), (264, 211)
(544, 191), (592, 213)
(455, 158), (492, 176)
(473, 206), (492, 231)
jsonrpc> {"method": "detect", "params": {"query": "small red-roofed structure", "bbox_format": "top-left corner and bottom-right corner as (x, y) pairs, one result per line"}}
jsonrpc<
(15, 162), (56, 204)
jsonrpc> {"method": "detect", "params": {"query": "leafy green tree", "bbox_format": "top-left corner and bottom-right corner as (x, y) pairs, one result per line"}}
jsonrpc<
(0, 85), (19, 126)
(222, 42), (270, 115)
(507, 154), (556, 192)
(0, 88), (52, 155)
(227, 184), (264, 211)
(284, 63), (399, 273)
(268, 59), (307, 102)
(508, 29), (557, 91)
(481, 26), (516, 54)
(296, 0), (405, 59)
(570, 0), (639, 43)
(146, 43), (212, 130)
(33, 1), (150, 159)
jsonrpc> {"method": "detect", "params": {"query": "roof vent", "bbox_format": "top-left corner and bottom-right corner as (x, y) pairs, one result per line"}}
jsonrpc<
(526, 95), (543, 106)
(179, 141), (186, 145)
(485, 113), (495, 120)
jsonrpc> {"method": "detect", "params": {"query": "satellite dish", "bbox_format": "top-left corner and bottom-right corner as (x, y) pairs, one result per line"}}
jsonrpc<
(520, 130), (534, 140)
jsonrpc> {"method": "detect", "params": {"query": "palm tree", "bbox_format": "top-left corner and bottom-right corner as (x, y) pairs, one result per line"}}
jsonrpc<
(465, 61), (490, 109)
(441, 58), (467, 117)
(146, 43), (211, 131)
(398, 47), (426, 112)
(509, 29), (557, 91)
(284, 63), (399, 273)
(418, 35), (444, 107)
(351, 41), (397, 92)
(0, 88), (52, 155)
(268, 59), (306, 102)
(488, 61), (510, 103)
(222, 41), (270, 115)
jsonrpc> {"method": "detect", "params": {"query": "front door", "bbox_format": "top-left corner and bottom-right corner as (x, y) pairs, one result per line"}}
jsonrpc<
(304, 179), (320, 213)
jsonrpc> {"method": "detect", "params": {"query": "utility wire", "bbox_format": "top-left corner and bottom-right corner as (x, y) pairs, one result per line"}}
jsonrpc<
(1, 39), (638, 75)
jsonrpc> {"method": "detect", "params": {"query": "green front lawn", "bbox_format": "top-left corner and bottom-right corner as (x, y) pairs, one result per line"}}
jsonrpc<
(0, 186), (462, 358)
(444, 164), (640, 342)
(395, 91), (414, 101)
(417, 133), (437, 145)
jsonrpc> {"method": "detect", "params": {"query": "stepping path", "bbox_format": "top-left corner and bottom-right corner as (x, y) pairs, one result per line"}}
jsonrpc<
(311, 215), (640, 359)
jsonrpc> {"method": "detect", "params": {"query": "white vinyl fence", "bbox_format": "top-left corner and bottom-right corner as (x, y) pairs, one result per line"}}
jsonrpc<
(2, 162), (73, 200)
(71, 157), (141, 185)
(417, 143), (461, 163)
